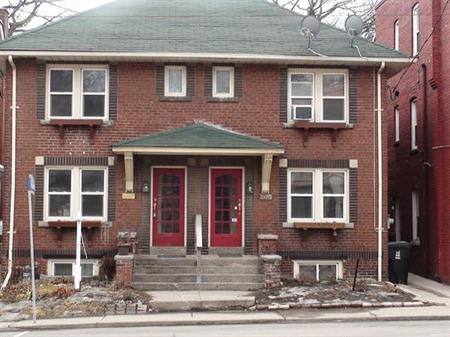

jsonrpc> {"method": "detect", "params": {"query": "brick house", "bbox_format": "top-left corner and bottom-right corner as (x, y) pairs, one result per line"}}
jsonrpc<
(376, 0), (450, 284)
(0, 0), (409, 289)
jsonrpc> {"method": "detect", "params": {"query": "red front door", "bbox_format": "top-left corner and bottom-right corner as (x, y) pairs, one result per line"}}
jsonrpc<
(210, 168), (243, 247)
(152, 168), (185, 246)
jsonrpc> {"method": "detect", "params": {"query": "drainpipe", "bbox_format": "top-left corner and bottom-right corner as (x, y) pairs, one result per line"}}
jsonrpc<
(377, 62), (385, 282)
(1, 56), (17, 290)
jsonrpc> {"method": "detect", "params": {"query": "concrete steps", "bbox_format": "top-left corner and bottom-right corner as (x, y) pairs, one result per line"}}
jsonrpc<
(132, 255), (264, 291)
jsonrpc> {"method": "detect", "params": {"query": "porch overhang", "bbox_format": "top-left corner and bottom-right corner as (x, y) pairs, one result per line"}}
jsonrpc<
(112, 122), (285, 199)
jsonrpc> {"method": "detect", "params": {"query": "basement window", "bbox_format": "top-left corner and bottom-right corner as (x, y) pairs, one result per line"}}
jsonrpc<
(48, 259), (99, 277)
(293, 260), (343, 282)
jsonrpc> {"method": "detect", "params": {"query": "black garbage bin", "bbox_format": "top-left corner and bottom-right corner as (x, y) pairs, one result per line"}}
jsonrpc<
(388, 241), (411, 284)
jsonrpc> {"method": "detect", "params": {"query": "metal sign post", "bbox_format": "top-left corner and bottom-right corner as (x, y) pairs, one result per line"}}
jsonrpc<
(27, 175), (37, 323)
(74, 211), (82, 290)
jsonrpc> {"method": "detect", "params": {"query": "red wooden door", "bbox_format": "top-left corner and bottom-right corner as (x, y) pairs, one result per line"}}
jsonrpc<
(210, 168), (243, 247)
(152, 168), (185, 246)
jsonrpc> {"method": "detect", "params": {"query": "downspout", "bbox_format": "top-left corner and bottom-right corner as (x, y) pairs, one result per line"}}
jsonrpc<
(1, 56), (17, 290)
(377, 61), (385, 282)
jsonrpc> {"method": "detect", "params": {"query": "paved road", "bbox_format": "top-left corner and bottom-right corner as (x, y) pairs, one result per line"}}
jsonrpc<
(1, 321), (449, 337)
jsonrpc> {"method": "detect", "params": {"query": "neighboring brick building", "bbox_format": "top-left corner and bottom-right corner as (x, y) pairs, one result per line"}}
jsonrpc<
(0, 0), (409, 288)
(376, 0), (450, 284)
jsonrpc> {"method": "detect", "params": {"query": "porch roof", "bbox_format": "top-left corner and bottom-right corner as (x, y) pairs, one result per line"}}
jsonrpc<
(112, 122), (285, 156)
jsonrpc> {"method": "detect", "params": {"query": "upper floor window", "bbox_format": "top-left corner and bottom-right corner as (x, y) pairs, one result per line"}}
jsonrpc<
(411, 99), (418, 150)
(411, 190), (420, 243)
(288, 169), (349, 223)
(45, 167), (108, 221)
(394, 19), (400, 51)
(213, 66), (235, 98)
(288, 69), (348, 123)
(412, 4), (420, 56)
(395, 106), (400, 143)
(47, 65), (109, 120)
(164, 65), (186, 97)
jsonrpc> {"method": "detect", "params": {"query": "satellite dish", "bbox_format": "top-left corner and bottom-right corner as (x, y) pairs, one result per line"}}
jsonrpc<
(300, 15), (321, 49)
(345, 15), (364, 37)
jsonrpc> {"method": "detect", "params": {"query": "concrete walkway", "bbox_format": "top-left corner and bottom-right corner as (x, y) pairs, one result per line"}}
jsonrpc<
(397, 273), (450, 307)
(148, 291), (255, 311)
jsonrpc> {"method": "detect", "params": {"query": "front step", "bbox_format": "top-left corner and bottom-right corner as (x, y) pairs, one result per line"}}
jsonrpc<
(132, 255), (264, 291)
(133, 282), (264, 291)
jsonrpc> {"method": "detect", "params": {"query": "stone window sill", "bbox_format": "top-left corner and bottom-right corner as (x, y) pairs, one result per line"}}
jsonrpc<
(207, 97), (240, 103)
(293, 222), (350, 230)
(159, 96), (192, 102)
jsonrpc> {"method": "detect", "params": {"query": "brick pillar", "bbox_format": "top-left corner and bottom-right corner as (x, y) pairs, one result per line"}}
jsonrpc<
(261, 255), (282, 289)
(257, 234), (278, 256)
(114, 254), (134, 288)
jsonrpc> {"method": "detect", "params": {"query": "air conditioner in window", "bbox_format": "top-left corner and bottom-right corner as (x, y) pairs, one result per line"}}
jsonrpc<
(291, 106), (312, 121)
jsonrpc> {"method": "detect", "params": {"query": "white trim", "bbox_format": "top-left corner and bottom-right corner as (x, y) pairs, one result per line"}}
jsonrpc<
(412, 3), (420, 56)
(44, 166), (108, 222)
(411, 190), (419, 242)
(395, 106), (400, 142)
(212, 66), (235, 98)
(411, 99), (418, 150)
(287, 168), (349, 223)
(394, 19), (400, 51)
(150, 166), (187, 248)
(46, 64), (109, 121)
(164, 65), (187, 97)
(288, 68), (349, 123)
(293, 260), (343, 281)
(112, 147), (284, 156)
(208, 167), (245, 248)
(0, 50), (413, 66)
(47, 259), (99, 277)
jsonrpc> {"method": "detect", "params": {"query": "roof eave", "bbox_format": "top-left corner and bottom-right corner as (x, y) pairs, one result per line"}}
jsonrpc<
(111, 146), (285, 156)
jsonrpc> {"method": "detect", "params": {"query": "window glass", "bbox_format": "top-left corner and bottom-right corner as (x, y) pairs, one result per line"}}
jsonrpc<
(50, 70), (73, 92)
(322, 172), (345, 219)
(291, 172), (313, 194)
(168, 68), (183, 93)
(323, 100), (345, 121)
(48, 170), (71, 218)
(323, 74), (345, 121)
(83, 70), (106, 93)
(54, 263), (73, 276)
(290, 171), (313, 219)
(322, 172), (345, 194)
(81, 263), (94, 277)
(216, 70), (231, 94)
(82, 170), (104, 192)
(291, 197), (313, 219)
(81, 170), (105, 218)
(290, 73), (313, 120)
(412, 4), (420, 56)
(323, 75), (344, 96)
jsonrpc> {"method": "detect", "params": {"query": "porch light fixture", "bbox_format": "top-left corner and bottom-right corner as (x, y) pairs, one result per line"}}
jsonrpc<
(142, 181), (150, 193)
(246, 181), (254, 195)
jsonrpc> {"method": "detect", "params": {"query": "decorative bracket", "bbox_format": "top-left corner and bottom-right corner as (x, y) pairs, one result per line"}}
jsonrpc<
(260, 153), (273, 199)
(123, 152), (135, 198)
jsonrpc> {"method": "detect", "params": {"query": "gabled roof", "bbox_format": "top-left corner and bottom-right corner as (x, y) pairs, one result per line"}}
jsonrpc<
(0, 0), (407, 61)
(112, 122), (284, 155)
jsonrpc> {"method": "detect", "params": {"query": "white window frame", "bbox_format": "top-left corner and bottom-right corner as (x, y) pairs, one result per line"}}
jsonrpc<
(47, 259), (100, 278)
(288, 168), (349, 223)
(288, 68), (348, 124)
(212, 66), (235, 98)
(412, 191), (420, 244)
(411, 99), (418, 150)
(44, 166), (108, 222)
(395, 106), (400, 142)
(394, 19), (400, 51)
(288, 72), (315, 121)
(293, 260), (343, 281)
(412, 3), (420, 56)
(164, 65), (187, 97)
(46, 65), (109, 121)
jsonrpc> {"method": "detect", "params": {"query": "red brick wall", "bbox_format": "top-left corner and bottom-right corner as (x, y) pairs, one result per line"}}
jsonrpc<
(376, 0), (450, 283)
(0, 59), (390, 280)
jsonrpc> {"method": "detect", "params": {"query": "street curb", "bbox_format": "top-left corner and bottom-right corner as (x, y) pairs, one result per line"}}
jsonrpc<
(1, 314), (450, 332)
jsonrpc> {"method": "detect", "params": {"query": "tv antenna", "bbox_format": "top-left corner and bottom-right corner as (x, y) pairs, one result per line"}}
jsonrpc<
(300, 15), (321, 49)
(345, 15), (364, 47)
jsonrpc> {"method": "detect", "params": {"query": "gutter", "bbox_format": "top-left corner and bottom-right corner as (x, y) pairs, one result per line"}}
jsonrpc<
(1, 56), (16, 290)
(376, 61), (385, 282)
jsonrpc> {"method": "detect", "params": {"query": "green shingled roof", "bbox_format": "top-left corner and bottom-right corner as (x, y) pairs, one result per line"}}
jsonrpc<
(113, 123), (284, 150)
(0, 0), (405, 59)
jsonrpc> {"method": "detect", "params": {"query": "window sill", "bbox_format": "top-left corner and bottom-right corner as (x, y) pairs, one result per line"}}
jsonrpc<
(293, 222), (351, 230)
(159, 96), (192, 102)
(207, 97), (240, 103)
(290, 121), (352, 146)
(43, 119), (105, 145)
(48, 221), (102, 241)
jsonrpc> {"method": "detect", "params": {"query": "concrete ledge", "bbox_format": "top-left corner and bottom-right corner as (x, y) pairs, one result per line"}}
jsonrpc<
(261, 255), (282, 263)
(114, 254), (135, 261)
(257, 234), (278, 240)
